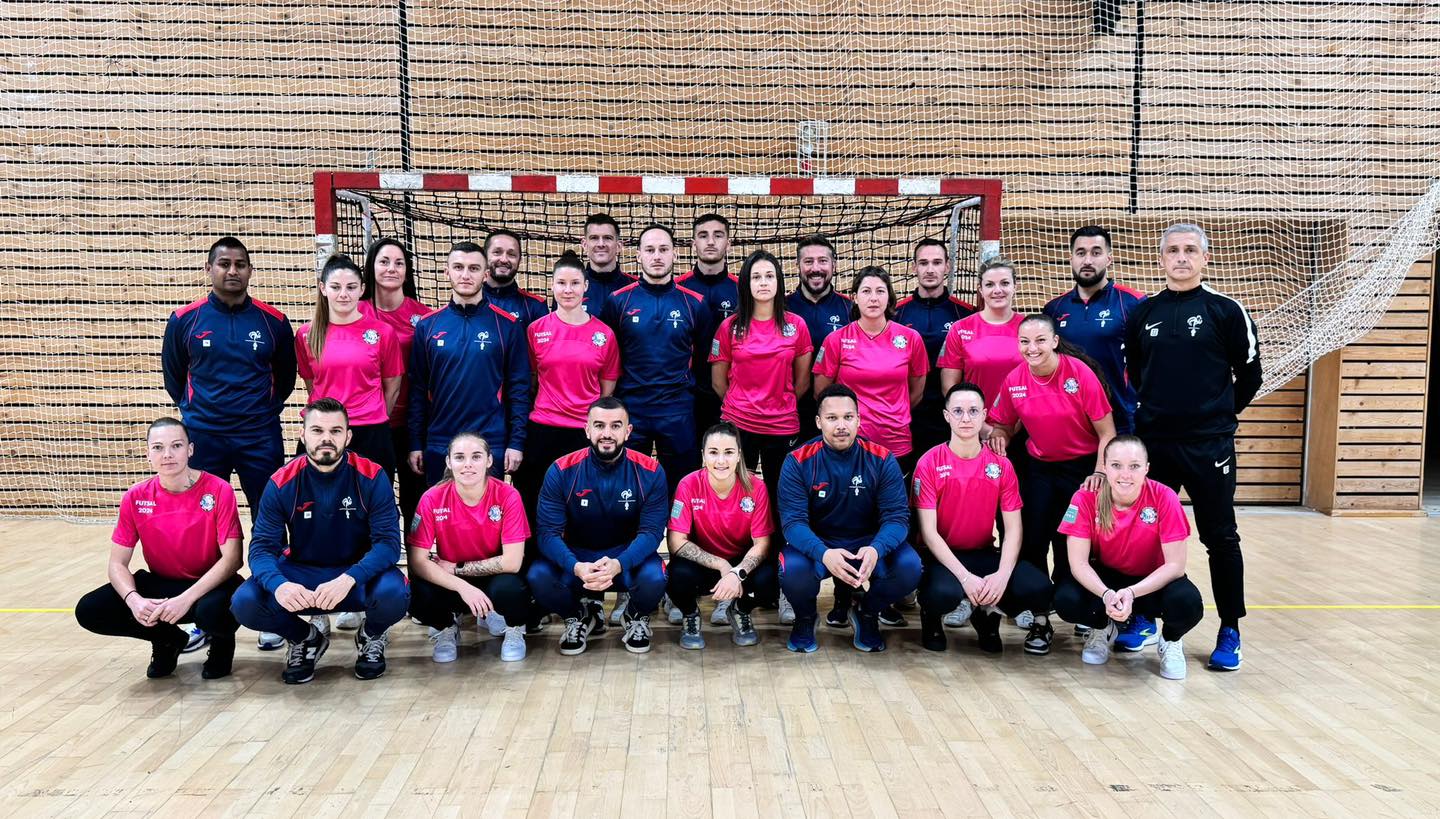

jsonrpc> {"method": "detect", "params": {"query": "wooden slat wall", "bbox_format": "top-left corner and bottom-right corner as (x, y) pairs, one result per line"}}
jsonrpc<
(1, 1), (1435, 515)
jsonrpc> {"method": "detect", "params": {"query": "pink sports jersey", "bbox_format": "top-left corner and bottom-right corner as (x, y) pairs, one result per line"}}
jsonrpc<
(112, 471), (242, 580)
(935, 312), (1025, 405)
(912, 444), (1021, 551)
(709, 312), (813, 436)
(1058, 479), (1190, 576)
(813, 321), (929, 455)
(296, 314), (405, 426)
(528, 313), (622, 428)
(988, 354), (1112, 462)
(408, 479), (531, 563)
(358, 298), (429, 428)
(668, 469), (774, 560)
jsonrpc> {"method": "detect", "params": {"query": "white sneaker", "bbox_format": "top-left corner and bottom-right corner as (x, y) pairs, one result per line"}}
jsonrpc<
(1082, 622), (1118, 665)
(663, 595), (683, 624)
(609, 593), (630, 624)
(310, 614), (331, 637)
(335, 611), (363, 630)
(483, 611), (507, 636)
(1015, 610), (1035, 629)
(431, 624), (459, 663)
(257, 631), (285, 651)
(500, 626), (527, 662)
(777, 592), (796, 625)
(711, 598), (732, 626)
(1158, 637), (1187, 680)
(943, 599), (973, 628)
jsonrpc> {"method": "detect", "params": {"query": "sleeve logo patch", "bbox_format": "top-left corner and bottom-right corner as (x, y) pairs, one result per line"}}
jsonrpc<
(409, 514), (422, 533)
(1062, 504), (1079, 524)
(710, 338), (721, 356)
(670, 499), (684, 519)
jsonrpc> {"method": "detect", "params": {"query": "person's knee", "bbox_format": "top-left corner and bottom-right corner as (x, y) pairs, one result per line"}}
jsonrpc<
(73, 586), (113, 632)
(883, 546), (923, 587)
(229, 579), (269, 625)
(1164, 578), (1205, 626)
(1052, 580), (1088, 621)
(192, 585), (240, 633)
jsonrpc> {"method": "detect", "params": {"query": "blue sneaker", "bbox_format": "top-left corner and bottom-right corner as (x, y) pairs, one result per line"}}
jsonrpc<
(850, 609), (886, 653)
(1114, 615), (1159, 653)
(1208, 627), (1243, 671)
(788, 617), (819, 653)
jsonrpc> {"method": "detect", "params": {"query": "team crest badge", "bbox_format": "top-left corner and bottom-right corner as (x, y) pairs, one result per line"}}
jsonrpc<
(409, 514), (422, 533)
(199, 493), (215, 511)
(362, 329), (379, 345)
(1063, 377), (1079, 394)
(488, 505), (503, 522)
(711, 338), (721, 356)
(782, 323), (797, 338)
(592, 332), (607, 347)
(892, 335), (908, 349)
(670, 499), (684, 519)
(740, 496), (755, 513)
(1140, 506), (1158, 524)
(984, 463), (1001, 480)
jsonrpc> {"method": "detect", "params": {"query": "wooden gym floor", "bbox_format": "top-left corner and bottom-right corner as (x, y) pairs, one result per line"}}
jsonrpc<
(0, 510), (1436, 818)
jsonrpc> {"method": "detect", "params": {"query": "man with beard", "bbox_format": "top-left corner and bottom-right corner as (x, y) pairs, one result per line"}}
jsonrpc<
(578, 213), (635, 313)
(784, 235), (852, 442)
(230, 398), (408, 684)
(527, 397), (669, 655)
(895, 238), (976, 461)
(1042, 226), (1144, 433)
(482, 229), (548, 328)
(677, 213), (739, 440)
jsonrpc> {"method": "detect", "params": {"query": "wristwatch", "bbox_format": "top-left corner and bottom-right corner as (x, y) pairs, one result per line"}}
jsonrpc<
(730, 567), (748, 581)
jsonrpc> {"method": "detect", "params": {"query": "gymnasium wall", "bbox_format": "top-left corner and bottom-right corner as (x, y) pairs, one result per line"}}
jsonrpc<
(1, 1), (1434, 515)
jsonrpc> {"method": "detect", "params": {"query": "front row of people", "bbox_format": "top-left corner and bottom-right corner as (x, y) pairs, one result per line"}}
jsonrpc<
(77, 386), (1205, 684)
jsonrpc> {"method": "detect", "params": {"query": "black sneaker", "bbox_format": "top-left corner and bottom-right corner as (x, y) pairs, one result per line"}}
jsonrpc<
(920, 610), (947, 652)
(877, 605), (908, 628)
(558, 616), (589, 656)
(622, 611), (652, 654)
(201, 634), (236, 679)
(282, 625), (330, 685)
(525, 613), (549, 635)
(354, 628), (389, 680)
(1023, 620), (1055, 655)
(974, 609), (1004, 654)
(147, 631), (187, 678)
(825, 601), (851, 629)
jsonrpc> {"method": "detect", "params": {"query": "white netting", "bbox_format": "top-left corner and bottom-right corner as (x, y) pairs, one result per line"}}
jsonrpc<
(2, 0), (1438, 516)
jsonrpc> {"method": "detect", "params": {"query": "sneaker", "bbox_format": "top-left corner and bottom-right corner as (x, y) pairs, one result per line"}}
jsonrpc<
(1022, 619), (1053, 655)
(943, 600), (973, 628)
(1158, 637), (1187, 680)
(711, 598), (732, 626)
(920, 610), (947, 652)
(483, 611), (507, 637)
(1081, 622), (1117, 665)
(146, 632), (187, 678)
(787, 616), (818, 653)
(558, 617), (589, 656)
(431, 624), (459, 663)
(728, 605), (759, 647)
(1208, 627), (1243, 671)
(582, 599), (608, 636)
(679, 611), (705, 650)
(621, 611), (652, 654)
(257, 631), (285, 651)
(974, 609), (1004, 654)
(1114, 615), (1158, 652)
(1074, 623), (1093, 638)
(664, 595), (683, 625)
(1015, 610), (1035, 629)
(850, 609), (886, 653)
(201, 634), (235, 680)
(282, 625), (330, 684)
(825, 600), (851, 629)
(609, 593), (630, 625)
(310, 614), (331, 637)
(898, 590), (918, 610)
(354, 628), (389, 680)
(335, 611), (363, 630)
(877, 605), (908, 628)
(182, 626), (209, 654)
(777, 592), (796, 625)
(500, 626), (527, 662)
(525, 614), (549, 635)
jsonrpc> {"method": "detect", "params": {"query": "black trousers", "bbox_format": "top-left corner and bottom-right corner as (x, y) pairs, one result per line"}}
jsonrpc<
(75, 570), (243, 645)
(909, 398), (950, 462)
(390, 424), (425, 531)
(515, 421), (589, 548)
(1143, 434), (1245, 624)
(408, 574), (532, 629)
(694, 390), (724, 447)
(736, 425), (794, 548)
(665, 556), (779, 616)
(1053, 566), (1205, 641)
(1020, 453), (1095, 585)
(916, 550), (1053, 618)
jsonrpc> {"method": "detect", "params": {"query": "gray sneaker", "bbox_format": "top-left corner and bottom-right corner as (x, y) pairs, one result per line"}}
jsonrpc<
(943, 600), (973, 628)
(710, 598), (732, 626)
(664, 595), (683, 625)
(777, 592), (797, 625)
(679, 611), (705, 650)
(728, 605), (759, 647)
(609, 593), (630, 625)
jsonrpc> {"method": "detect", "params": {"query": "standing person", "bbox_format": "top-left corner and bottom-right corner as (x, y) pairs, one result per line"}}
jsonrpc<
(407, 433), (532, 663)
(408, 241), (531, 484)
(229, 398), (409, 684)
(526, 397), (669, 656)
(1125, 224), (1260, 671)
(295, 254), (404, 480)
(938, 257), (1025, 405)
(912, 384), (1052, 654)
(785, 236), (852, 443)
(777, 385), (921, 654)
(578, 213), (635, 313)
(74, 418), (245, 679)
(895, 238), (975, 458)
(162, 236), (296, 514)
(986, 313), (1117, 653)
(1042, 226), (1145, 434)
(678, 213), (739, 438)
(482, 229), (549, 327)
(1054, 436), (1205, 680)
(666, 423), (780, 649)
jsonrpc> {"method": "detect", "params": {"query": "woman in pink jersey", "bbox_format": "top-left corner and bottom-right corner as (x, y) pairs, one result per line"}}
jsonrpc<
(1055, 436), (1203, 680)
(938, 257), (1025, 406)
(75, 418), (244, 679)
(986, 313), (1118, 653)
(912, 383), (1053, 655)
(666, 423), (779, 649)
(296, 254), (405, 480)
(359, 238), (430, 528)
(407, 432), (532, 663)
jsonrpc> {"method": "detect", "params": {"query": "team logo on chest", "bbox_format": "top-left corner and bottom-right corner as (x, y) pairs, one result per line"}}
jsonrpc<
(1187, 315), (1203, 337)
(592, 332), (607, 347)
(827, 315), (842, 331)
(668, 309), (684, 329)
(341, 496), (355, 519)
(740, 496), (755, 513)
(719, 300), (734, 313)
(476, 330), (491, 349)
(199, 493), (215, 512)
(943, 321), (955, 332)
(850, 475), (866, 496)
(488, 505), (503, 522)
(892, 335), (908, 350)
(782, 323), (797, 338)
(812, 482), (828, 498)
(1096, 308), (1112, 328)
(1063, 377), (1079, 395)
(984, 463), (1001, 480)
(1140, 506), (1158, 524)
(433, 330), (448, 347)
(247, 330), (264, 350)
(362, 329), (379, 345)
(619, 489), (634, 511)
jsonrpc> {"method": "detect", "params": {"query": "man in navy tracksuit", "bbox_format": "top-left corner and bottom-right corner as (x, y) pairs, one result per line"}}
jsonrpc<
(527, 397), (669, 656)
(1125, 224), (1262, 673)
(676, 213), (739, 440)
(1043, 225), (1145, 434)
(482, 229), (549, 327)
(579, 213), (635, 314)
(161, 236), (296, 511)
(895, 238), (976, 467)
(408, 241), (531, 484)
(600, 224), (711, 498)
(785, 235), (853, 442)
(778, 384), (922, 654)
(230, 398), (408, 684)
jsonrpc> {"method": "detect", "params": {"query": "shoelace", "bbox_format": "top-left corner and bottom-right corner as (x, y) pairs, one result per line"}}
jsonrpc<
(734, 610), (754, 633)
(286, 640), (310, 667)
(562, 618), (584, 644)
(683, 613), (701, 635)
(625, 616), (651, 641)
(430, 627), (455, 645)
(359, 632), (388, 661)
(1216, 630), (1241, 652)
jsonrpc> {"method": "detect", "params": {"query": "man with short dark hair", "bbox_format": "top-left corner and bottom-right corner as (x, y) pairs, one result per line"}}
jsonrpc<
(895, 238), (976, 460)
(482, 229), (548, 327)
(785, 235), (852, 442)
(578, 213), (635, 313)
(677, 213), (739, 438)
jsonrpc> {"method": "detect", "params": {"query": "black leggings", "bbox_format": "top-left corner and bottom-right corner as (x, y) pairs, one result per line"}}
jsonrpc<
(1020, 453), (1094, 585)
(76, 570), (243, 645)
(514, 421), (590, 554)
(408, 573), (532, 629)
(390, 424), (425, 530)
(736, 426), (793, 543)
(1053, 565), (1204, 641)
(665, 556), (779, 616)
(916, 550), (1053, 618)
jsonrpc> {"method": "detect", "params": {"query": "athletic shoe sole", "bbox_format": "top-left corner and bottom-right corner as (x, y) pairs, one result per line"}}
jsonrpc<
(1116, 634), (1159, 653)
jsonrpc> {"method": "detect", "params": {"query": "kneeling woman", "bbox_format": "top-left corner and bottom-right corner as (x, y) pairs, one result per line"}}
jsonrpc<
(75, 418), (245, 679)
(407, 432), (531, 663)
(1054, 436), (1204, 680)
(665, 423), (780, 649)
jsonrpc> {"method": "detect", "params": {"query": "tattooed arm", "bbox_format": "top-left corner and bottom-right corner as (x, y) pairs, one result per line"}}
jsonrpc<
(666, 530), (732, 573)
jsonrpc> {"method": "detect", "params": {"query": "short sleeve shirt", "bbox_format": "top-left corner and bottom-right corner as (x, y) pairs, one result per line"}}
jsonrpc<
(988, 354), (1112, 462)
(710, 312), (813, 436)
(912, 444), (1021, 550)
(296, 314), (405, 426)
(1058, 480), (1190, 576)
(668, 470), (774, 560)
(408, 479), (531, 563)
(813, 321), (929, 455)
(528, 313), (622, 429)
(112, 472), (242, 580)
